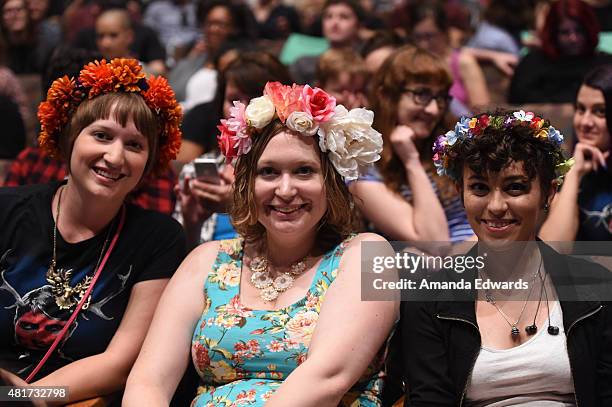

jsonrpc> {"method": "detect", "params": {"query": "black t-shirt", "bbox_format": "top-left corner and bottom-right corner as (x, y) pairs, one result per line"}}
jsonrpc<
(181, 101), (221, 152)
(0, 182), (186, 378)
(509, 50), (612, 104)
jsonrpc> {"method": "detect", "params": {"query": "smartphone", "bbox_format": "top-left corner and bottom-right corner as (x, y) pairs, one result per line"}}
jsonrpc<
(194, 157), (221, 184)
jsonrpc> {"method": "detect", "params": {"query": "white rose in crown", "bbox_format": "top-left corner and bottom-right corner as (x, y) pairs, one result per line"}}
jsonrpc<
(286, 111), (318, 136)
(245, 95), (275, 129)
(318, 105), (383, 181)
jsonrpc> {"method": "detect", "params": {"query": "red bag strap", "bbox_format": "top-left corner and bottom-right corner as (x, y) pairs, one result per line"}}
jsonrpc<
(26, 205), (126, 383)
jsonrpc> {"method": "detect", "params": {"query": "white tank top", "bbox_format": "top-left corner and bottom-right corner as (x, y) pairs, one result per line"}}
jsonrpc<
(465, 302), (576, 406)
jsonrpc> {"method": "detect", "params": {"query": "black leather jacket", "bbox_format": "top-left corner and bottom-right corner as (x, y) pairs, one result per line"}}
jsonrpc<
(391, 242), (612, 407)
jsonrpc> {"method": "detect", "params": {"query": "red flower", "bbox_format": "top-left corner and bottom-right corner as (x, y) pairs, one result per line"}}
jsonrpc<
(302, 85), (336, 123)
(217, 122), (238, 161)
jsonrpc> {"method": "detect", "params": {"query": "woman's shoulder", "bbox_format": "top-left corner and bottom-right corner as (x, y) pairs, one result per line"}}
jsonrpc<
(0, 182), (55, 208)
(126, 203), (184, 234)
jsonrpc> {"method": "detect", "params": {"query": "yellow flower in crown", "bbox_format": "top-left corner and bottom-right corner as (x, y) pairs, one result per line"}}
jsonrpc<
(535, 129), (549, 140)
(469, 117), (478, 128)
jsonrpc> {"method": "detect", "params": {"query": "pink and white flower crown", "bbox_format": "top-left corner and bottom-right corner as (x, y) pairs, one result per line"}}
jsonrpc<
(217, 81), (383, 181)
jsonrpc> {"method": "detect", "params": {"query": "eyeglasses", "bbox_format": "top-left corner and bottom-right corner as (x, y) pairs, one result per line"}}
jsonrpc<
(403, 88), (451, 108)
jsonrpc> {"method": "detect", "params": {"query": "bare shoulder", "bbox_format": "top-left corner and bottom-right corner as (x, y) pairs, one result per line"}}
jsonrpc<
(458, 49), (479, 68)
(339, 233), (390, 270)
(347, 232), (387, 246)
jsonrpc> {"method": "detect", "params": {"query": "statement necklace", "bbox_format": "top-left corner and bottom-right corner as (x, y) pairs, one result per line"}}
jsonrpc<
(46, 186), (112, 310)
(481, 256), (542, 338)
(249, 255), (308, 302)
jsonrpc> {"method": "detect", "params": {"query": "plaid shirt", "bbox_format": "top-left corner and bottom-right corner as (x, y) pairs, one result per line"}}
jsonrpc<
(3, 147), (177, 216)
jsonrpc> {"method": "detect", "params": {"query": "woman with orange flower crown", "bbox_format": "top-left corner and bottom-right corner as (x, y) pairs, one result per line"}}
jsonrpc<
(124, 82), (397, 406)
(0, 58), (186, 403)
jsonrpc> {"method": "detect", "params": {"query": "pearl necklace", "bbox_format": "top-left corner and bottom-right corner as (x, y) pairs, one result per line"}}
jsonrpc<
(249, 255), (308, 302)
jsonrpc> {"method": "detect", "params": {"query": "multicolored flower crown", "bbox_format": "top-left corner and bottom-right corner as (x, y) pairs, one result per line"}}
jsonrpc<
(217, 81), (383, 181)
(38, 58), (182, 173)
(433, 110), (574, 181)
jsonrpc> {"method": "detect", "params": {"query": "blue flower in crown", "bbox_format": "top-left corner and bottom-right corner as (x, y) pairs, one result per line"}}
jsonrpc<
(547, 126), (563, 145)
(445, 130), (459, 146)
(454, 116), (471, 137)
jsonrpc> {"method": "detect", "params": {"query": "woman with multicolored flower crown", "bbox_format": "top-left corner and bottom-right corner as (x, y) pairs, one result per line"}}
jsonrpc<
(540, 65), (612, 242)
(351, 45), (474, 245)
(0, 59), (186, 403)
(125, 82), (397, 406)
(391, 109), (612, 405)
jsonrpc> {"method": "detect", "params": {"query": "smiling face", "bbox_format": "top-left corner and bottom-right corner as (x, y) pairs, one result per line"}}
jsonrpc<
(254, 131), (327, 239)
(462, 161), (553, 245)
(322, 3), (360, 47)
(397, 81), (446, 140)
(203, 5), (234, 54)
(69, 114), (149, 202)
(574, 84), (611, 152)
(3, 0), (29, 33)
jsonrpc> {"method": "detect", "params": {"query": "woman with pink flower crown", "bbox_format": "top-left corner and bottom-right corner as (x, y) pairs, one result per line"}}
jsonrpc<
(124, 82), (397, 406)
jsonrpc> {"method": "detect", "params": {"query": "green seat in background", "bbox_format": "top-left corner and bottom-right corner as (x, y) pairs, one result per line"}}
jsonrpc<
(280, 33), (329, 65)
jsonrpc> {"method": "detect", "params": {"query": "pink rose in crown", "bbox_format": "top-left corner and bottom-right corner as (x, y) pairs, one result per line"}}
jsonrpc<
(302, 85), (336, 123)
(217, 122), (238, 161)
(264, 82), (303, 123)
(225, 101), (247, 133)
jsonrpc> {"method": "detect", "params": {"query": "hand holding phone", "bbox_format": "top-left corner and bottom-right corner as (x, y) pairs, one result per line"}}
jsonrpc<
(194, 157), (221, 184)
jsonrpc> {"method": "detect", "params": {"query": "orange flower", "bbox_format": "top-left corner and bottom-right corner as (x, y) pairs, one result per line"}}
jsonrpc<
(80, 60), (115, 97)
(46, 76), (75, 106)
(110, 58), (145, 92)
(264, 82), (303, 122)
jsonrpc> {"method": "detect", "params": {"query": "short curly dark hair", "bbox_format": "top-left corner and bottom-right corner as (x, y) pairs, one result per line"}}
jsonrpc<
(451, 111), (562, 200)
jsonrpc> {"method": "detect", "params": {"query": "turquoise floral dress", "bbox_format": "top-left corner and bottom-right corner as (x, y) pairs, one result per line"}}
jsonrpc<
(190, 238), (384, 406)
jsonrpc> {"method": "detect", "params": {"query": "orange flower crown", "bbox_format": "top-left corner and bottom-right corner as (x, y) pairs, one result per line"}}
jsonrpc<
(38, 58), (182, 173)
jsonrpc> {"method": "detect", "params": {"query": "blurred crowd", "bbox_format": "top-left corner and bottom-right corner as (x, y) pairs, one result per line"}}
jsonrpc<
(1, 0), (612, 238)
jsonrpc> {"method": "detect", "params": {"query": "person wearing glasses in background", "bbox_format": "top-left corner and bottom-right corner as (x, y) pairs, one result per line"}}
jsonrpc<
(350, 45), (474, 244)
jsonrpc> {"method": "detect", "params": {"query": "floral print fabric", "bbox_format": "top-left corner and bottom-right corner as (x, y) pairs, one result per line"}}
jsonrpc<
(190, 238), (383, 406)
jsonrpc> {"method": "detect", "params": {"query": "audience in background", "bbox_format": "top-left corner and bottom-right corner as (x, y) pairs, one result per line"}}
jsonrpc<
(360, 29), (404, 75)
(407, 1), (490, 114)
(316, 48), (368, 109)
(73, 1), (167, 76)
(143, 0), (199, 62)
(1, 0), (57, 73)
(252, 0), (302, 40)
(351, 45), (473, 243)
(291, 0), (364, 85)
(510, 0), (612, 104)
(541, 65), (612, 241)
(168, 0), (250, 103)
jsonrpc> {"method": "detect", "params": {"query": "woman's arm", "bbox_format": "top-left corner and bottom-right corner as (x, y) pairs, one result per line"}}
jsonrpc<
(123, 242), (219, 406)
(540, 143), (609, 241)
(463, 47), (518, 76)
(32, 279), (168, 403)
(399, 300), (456, 406)
(457, 50), (490, 110)
(265, 234), (398, 407)
(350, 126), (450, 242)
